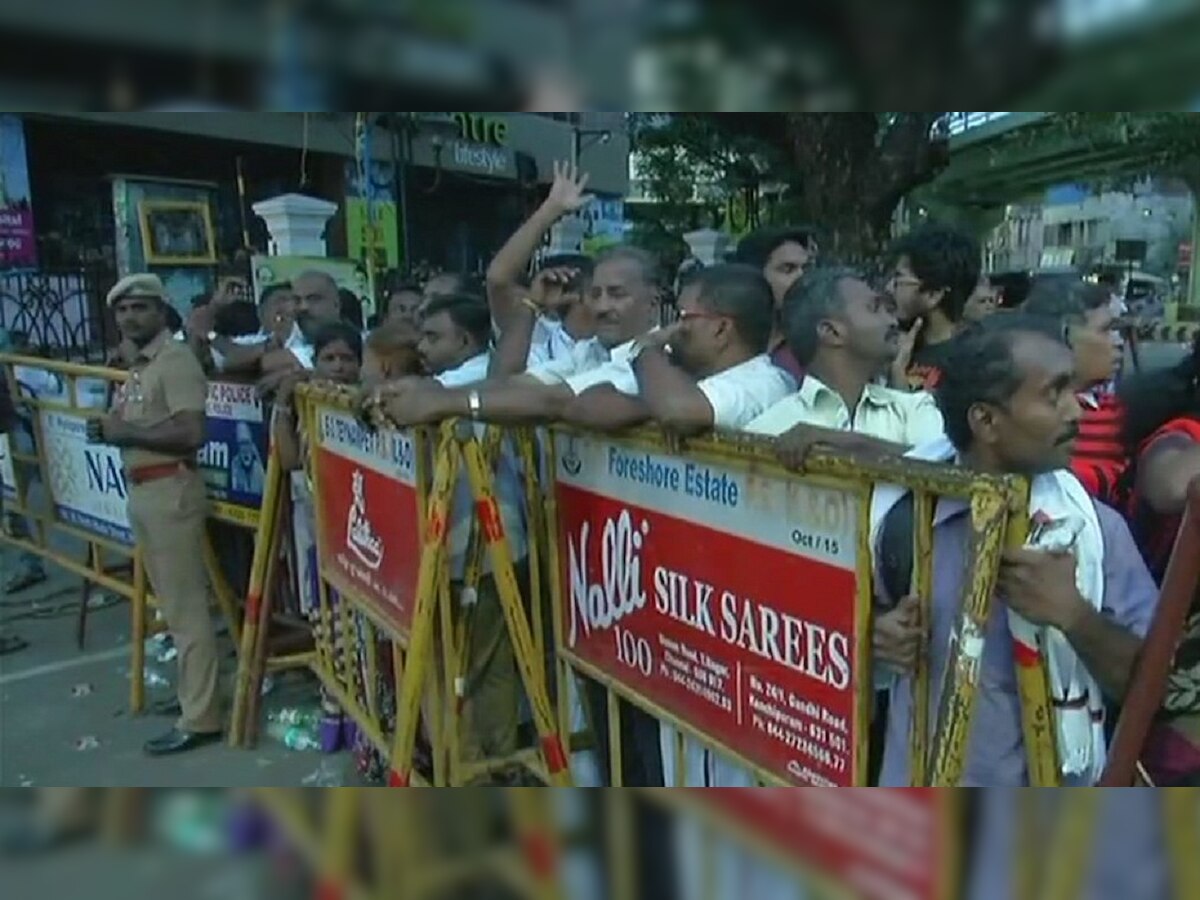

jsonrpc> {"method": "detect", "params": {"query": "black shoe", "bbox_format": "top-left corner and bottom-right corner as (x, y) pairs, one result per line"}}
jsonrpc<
(143, 728), (222, 756)
(149, 698), (182, 717)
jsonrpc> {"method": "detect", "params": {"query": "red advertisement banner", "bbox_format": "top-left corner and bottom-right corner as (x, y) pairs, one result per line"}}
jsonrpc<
(315, 446), (422, 639)
(557, 473), (862, 785)
(701, 789), (948, 900)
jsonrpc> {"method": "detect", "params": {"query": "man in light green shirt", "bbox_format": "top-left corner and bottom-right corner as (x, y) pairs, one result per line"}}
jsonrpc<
(746, 266), (946, 464)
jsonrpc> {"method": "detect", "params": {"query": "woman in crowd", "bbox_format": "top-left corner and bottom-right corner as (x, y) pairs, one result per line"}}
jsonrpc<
(270, 320), (406, 779)
(1121, 330), (1200, 580)
(272, 321), (363, 469)
(1120, 331), (1200, 783)
(962, 274), (1000, 324)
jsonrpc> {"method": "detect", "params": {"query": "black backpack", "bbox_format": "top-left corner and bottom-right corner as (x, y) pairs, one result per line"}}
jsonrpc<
(876, 493), (916, 610)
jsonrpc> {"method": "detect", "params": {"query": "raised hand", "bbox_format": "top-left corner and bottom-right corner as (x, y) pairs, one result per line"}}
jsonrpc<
(544, 160), (593, 216)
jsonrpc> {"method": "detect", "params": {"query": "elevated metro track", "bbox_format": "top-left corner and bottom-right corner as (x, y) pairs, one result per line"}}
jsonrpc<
(930, 112), (1200, 208)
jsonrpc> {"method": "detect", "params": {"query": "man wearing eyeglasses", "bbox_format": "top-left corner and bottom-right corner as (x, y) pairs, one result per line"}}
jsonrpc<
(885, 224), (981, 392)
(559, 264), (796, 436)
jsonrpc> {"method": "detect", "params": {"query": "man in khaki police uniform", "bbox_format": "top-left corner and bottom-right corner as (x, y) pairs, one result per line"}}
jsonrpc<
(87, 274), (222, 755)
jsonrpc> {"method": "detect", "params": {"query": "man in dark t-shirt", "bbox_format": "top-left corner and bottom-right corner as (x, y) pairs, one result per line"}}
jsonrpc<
(885, 224), (981, 392)
(903, 339), (955, 391)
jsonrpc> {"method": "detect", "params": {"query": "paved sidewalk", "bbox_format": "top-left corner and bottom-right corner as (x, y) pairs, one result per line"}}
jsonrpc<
(0, 553), (353, 787)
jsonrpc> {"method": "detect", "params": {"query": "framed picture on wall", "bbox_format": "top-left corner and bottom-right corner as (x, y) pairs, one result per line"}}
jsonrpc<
(137, 199), (217, 265)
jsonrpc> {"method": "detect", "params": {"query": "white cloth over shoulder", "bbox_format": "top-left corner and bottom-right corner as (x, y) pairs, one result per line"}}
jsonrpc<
(868, 435), (1107, 783)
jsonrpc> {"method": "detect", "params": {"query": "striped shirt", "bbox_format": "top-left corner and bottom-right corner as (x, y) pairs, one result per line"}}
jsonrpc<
(1070, 391), (1129, 508)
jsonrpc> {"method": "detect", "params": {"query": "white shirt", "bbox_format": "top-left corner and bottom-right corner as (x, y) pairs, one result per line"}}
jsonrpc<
(433, 352), (490, 390)
(526, 316), (587, 368)
(560, 335), (651, 397)
(695, 354), (797, 430)
(209, 327), (308, 373)
(526, 337), (609, 386)
(745, 373), (946, 446)
(434, 353), (527, 574)
(284, 324), (314, 370)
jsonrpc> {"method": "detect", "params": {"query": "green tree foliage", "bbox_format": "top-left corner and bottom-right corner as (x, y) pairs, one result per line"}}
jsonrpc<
(631, 113), (950, 262)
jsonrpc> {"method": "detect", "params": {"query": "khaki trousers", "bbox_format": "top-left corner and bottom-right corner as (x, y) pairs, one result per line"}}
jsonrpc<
(458, 566), (526, 763)
(128, 468), (222, 733)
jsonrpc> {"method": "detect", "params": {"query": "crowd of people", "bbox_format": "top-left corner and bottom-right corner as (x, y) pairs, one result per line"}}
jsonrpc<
(3, 159), (1200, 789)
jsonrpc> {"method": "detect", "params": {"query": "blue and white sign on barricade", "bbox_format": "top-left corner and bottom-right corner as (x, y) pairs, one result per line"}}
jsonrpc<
(39, 409), (133, 544)
(200, 380), (269, 527)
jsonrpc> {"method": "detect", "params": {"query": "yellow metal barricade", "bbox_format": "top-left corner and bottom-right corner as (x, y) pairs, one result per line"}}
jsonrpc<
(541, 425), (1051, 788)
(0, 353), (243, 713)
(233, 384), (570, 786)
(381, 418), (569, 785)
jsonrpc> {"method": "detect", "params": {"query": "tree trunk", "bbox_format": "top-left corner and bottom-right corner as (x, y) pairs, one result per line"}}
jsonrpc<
(783, 113), (949, 264)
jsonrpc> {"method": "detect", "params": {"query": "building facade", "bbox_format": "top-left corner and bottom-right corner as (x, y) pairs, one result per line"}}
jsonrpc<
(985, 178), (1194, 277)
(0, 111), (630, 356)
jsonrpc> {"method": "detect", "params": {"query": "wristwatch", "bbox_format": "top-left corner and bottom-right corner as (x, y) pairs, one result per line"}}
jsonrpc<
(467, 389), (482, 420)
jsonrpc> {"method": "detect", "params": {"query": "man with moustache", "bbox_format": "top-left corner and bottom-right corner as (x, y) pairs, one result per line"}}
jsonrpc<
(199, 272), (340, 387)
(375, 245), (659, 428)
(559, 263), (795, 436)
(87, 274), (222, 755)
(870, 314), (1159, 785)
(410, 292), (529, 762)
(745, 267), (946, 459)
(371, 245), (668, 791)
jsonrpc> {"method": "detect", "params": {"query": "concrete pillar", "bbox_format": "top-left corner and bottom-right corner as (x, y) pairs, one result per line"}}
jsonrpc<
(251, 193), (338, 257)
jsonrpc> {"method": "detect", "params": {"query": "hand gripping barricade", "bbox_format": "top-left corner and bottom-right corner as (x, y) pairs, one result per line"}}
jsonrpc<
(0, 353), (244, 712)
(229, 382), (572, 786)
(543, 425), (1062, 788)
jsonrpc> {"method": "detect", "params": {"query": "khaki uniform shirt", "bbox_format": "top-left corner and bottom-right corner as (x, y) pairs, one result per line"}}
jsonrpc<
(113, 330), (207, 470)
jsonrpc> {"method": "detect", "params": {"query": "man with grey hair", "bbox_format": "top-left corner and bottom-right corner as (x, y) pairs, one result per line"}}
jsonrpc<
(377, 245), (663, 426)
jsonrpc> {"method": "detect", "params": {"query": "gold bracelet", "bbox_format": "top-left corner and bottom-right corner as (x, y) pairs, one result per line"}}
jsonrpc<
(520, 296), (541, 314)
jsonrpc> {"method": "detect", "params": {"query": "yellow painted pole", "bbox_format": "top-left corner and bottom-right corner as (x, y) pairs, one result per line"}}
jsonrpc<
(228, 446), (284, 747)
(458, 426), (571, 786)
(387, 426), (459, 786)
(909, 489), (934, 786)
